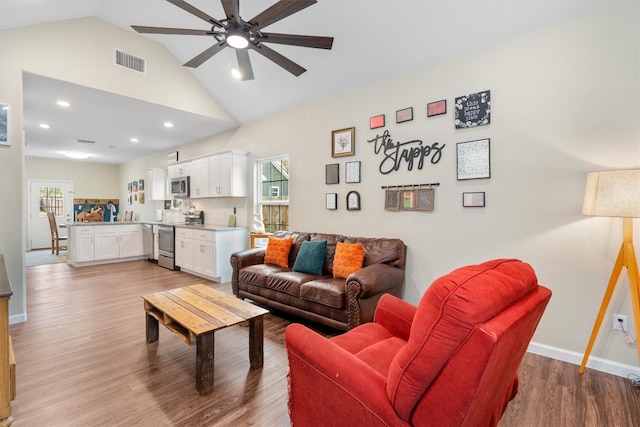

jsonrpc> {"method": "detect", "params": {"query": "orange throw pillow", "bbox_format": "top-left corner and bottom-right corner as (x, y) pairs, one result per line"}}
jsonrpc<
(264, 236), (294, 268)
(332, 242), (365, 279)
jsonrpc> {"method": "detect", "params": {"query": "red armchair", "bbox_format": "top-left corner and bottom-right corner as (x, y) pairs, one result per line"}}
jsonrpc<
(285, 259), (552, 426)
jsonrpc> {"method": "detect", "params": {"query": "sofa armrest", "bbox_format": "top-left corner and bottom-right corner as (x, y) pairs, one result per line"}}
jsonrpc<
(374, 294), (416, 342)
(285, 324), (399, 426)
(347, 263), (405, 299)
(231, 247), (266, 269)
(230, 248), (266, 296)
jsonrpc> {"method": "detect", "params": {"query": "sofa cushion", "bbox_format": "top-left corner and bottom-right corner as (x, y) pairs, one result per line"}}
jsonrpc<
(293, 240), (327, 276)
(238, 264), (288, 287)
(265, 236), (294, 268)
(266, 271), (314, 297)
(333, 242), (365, 279)
(300, 278), (346, 309)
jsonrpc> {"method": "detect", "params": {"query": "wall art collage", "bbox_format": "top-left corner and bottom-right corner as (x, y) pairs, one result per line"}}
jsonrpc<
(127, 178), (145, 205)
(327, 89), (491, 211)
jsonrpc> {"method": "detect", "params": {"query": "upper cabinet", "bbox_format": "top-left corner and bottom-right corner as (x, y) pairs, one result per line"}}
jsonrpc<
(209, 151), (248, 197)
(167, 151), (247, 199)
(167, 163), (190, 179)
(146, 168), (166, 200)
(189, 157), (210, 199)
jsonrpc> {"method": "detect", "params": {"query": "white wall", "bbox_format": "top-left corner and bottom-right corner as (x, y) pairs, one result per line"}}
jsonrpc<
(165, 1), (640, 372)
(2, 2), (639, 374)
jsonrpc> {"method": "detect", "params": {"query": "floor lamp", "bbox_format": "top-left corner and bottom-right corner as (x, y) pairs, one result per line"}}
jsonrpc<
(579, 169), (640, 374)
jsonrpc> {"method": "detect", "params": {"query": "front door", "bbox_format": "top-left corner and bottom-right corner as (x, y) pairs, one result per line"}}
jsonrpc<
(28, 179), (73, 250)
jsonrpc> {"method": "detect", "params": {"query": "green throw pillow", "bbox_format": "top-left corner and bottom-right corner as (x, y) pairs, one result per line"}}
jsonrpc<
(292, 240), (327, 276)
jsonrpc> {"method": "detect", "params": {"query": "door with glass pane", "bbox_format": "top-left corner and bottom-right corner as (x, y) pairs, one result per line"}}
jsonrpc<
(28, 180), (73, 250)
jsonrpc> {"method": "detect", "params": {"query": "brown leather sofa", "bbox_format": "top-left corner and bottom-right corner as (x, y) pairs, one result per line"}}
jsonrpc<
(230, 231), (406, 331)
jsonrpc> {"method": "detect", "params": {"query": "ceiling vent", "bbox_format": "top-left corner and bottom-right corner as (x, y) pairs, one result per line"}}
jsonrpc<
(76, 139), (96, 144)
(114, 48), (146, 74)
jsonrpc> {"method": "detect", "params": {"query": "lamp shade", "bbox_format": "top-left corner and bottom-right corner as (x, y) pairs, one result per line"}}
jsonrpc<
(582, 169), (640, 218)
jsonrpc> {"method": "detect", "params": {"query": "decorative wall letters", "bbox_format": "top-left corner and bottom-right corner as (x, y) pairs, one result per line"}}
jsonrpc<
(367, 130), (445, 175)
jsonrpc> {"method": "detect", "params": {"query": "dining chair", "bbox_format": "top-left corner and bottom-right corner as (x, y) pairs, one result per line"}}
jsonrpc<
(47, 212), (67, 255)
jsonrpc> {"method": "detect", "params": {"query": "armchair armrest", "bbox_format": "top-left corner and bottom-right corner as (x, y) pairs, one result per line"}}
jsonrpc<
(285, 324), (401, 426)
(374, 294), (416, 342)
(347, 264), (405, 299)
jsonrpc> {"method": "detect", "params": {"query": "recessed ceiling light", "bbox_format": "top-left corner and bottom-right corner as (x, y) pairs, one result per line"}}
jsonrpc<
(130, 137), (139, 143)
(39, 123), (50, 129)
(231, 68), (242, 79)
(64, 152), (90, 160)
(56, 100), (70, 107)
(164, 122), (174, 128)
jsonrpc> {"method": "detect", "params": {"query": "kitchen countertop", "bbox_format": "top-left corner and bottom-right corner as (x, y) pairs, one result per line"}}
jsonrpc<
(65, 221), (247, 232)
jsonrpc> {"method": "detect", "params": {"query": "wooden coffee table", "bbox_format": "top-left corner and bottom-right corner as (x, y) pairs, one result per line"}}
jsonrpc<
(142, 284), (268, 395)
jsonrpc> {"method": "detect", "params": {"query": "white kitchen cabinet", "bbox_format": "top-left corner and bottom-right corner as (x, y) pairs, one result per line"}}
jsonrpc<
(189, 157), (210, 198)
(167, 163), (190, 179)
(94, 225), (143, 261)
(175, 228), (214, 276)
(68, 226), (95, 264)
(146, 168), (166, 200)
(175, 228), (195, 270)
(209, 151), (247, 197)
(174, 226), (247, 282)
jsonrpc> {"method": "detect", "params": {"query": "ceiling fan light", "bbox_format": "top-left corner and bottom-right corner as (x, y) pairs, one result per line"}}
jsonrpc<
(226, 28), (249, 49)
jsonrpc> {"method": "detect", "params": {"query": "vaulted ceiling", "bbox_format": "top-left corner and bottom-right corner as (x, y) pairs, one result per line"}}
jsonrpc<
(0, 0), (621, 164)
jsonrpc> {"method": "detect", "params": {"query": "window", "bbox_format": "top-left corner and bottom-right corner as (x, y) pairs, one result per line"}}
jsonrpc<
(39, 186), (65, 217)
(257, 156), (289, 233)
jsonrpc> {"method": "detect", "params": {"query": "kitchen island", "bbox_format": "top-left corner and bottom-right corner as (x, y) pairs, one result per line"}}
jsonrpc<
(66, 222), (149, 267)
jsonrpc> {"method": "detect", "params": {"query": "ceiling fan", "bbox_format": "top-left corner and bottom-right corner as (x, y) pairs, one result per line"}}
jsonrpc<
(132, 0), (334, 81)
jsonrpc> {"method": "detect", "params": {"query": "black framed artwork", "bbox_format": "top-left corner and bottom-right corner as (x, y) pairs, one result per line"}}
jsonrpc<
(325, 163), (339, 184)
(346, 191), (361, 210)
(456, 138), (491, 180)
(454, 90), (491, 129)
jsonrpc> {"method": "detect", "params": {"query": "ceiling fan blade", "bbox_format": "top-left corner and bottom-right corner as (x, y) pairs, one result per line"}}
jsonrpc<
(236, 49), (255, 81)
(257, 33), (333, 50)
(221, 0), (242, 27)
(250, 44), (306, 77)
(184, 41), (227, 68)
(167, 0), (224, 27)
(249, 0), (316, 32)
(131, 26), (213, 36)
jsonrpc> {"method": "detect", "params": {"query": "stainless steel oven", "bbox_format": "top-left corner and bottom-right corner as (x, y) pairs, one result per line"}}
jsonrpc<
(157, 225), (176, 270)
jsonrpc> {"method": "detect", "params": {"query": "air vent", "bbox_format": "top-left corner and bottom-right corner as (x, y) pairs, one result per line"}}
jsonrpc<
(114, 48), (146, 74)
(76, 139), (96, 144)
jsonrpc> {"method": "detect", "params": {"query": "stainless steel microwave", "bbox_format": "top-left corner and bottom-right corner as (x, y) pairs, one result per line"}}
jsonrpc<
(170, 176), (190, 198)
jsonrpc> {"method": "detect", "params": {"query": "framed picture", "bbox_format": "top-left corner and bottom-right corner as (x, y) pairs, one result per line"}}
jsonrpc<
(415, 188), (435, 211)
(132, 180), (138, 192)
(0, 104), (9, 146)
(463, 192), (486, 207)
(457, 138), (491, 180)
(455, 90), (491, 129)
(346, 191), (361, 210)
(401, 190), (416, 210)
(332, 127), (355, 157)
(396, 107), (413, 123)
(325, 163), (339, 184)
(326, 193), (337, 210)
(139, 192), (145, 204)
(127, 182), (132, 193)
(369, 114), (385, 129)
(345, 161), (361, 183)
(427, 99), (447, 117)
(384, 189), (400, 211)
(138, 179), (145, 191)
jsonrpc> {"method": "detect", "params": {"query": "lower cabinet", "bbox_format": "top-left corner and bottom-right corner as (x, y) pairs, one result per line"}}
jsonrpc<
(68, 224), (144, 266)
(175, 227), (247, 282)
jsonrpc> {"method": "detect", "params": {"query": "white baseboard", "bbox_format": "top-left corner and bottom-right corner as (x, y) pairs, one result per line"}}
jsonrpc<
(528, 341), (640, 378)
(9, 313), (26, 324)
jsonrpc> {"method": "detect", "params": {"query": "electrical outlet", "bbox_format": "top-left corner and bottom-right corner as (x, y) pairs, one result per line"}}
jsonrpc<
(613, 314), (627, 331)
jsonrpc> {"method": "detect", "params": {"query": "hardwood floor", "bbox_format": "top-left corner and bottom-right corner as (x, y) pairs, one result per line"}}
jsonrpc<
(9, 261), (640, 426)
